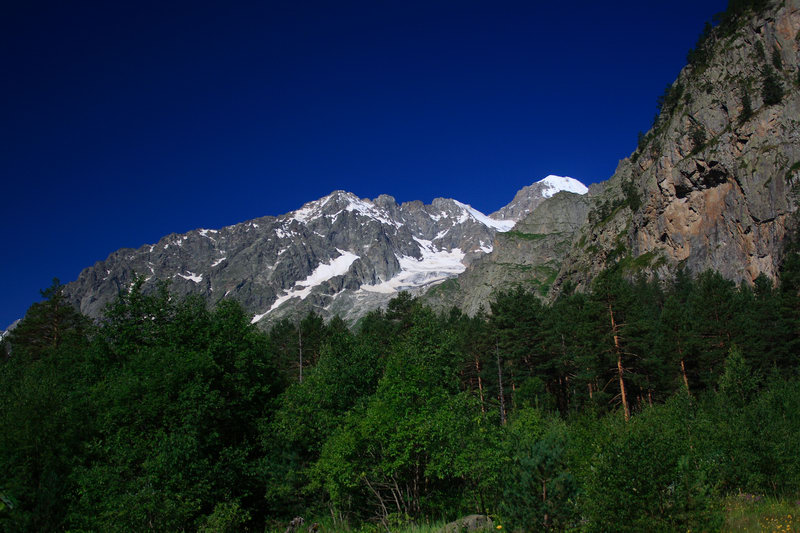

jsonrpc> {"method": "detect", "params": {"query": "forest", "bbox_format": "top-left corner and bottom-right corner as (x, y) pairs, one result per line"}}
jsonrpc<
(2, 243), (800, 532)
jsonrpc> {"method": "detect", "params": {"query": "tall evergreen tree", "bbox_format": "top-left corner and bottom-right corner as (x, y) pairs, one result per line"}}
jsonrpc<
(5, 278), (89, 361)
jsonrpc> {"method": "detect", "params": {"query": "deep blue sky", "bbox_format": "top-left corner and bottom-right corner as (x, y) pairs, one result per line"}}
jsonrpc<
(2, 0), (728, 329)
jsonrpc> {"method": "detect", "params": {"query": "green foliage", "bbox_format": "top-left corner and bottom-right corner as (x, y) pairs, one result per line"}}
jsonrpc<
(311, 308), (494, 523)
(59, 291), (283, 531)
(689, 123), (707, 154)
(762, 66), (784, 106)
(686, 0), (771, 73)
(0, 280), (92, 531)
(581, 394), (722, 531)
(687, 22), (714, 70)
(771, 47), (783, 70)
(5, 243), (800, 531)
(5, 278), (89, 361)
(739, 85), (753, 124)
(718, 345), (759, 408)
(632, 131), (648, 162)
(198, 501), (251, 533)
(588, 183), (639, 226)
(656, 82), (684, 121)
(755, 40), (766, 61)
(501, 416), (577, 531)
(621, 178), (641, 211)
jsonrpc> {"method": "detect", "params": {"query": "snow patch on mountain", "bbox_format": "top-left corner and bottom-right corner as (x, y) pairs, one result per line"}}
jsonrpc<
(453, 200), (515, 231)
(178, 272), (203, 283)
(344, 196), (400, 227)
(1, 319), (20, 341)
(252, 249), (360, 322)
(361, 239), (466, 294)
(290, 195), (331, 223)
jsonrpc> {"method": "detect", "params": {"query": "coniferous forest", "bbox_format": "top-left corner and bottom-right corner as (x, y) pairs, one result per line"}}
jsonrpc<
(3, 244), (800, 532)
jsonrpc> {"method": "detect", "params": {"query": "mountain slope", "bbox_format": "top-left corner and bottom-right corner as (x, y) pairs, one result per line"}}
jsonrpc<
(491, 175), (589, 221)
(424, 188), (592, 314)
(63, 174), (592, 325)
(64, 186), (535, 325)
(554, 0), (800, 293)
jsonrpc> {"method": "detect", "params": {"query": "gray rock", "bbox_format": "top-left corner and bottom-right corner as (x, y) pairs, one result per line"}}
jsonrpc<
(554, 0), (800, 293)
(438, 514), (494, 533)
(64, 188), (544, 327)
(425, 191), (590, 313)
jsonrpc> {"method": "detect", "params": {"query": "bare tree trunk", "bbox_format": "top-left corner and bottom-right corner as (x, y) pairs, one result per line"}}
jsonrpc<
(609, 303), (630, 421)
(475, 354), (486, 414)
(496, 341), (506, 425)
(542, 478), (549, 530)
(680, 357), (691, 395)
(51, 297), (61, 348)
(298, 326), (303, 383)
(363, 477), (389, 524)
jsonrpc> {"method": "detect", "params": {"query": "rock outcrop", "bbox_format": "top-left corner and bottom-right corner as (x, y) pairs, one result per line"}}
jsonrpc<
(554, 0), (800, 293)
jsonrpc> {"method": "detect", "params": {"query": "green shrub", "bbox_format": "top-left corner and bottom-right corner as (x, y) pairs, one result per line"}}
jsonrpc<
(690, 123), (707, 154)
(762, 67), (784, 105)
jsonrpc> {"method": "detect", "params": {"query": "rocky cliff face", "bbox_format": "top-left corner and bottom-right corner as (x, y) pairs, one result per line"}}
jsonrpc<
(554, 0), (800, 293)
(490, 175), (588, 221)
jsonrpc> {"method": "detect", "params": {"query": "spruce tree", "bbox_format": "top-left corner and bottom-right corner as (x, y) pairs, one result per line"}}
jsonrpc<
(739, 86), (753, 124)
(772, 47), (783, 70)
(762, 66), (784, 105)
(5, 278), (89, 360)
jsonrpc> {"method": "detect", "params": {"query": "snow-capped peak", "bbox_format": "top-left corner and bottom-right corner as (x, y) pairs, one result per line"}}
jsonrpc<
(290, 191), (352, 223)
(537, 175), (588, 198)
(288, 191), (400, 227)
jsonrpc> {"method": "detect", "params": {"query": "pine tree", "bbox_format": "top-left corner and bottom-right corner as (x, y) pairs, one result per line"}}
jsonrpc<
(739, 86), (753, 124)
(5, 278), (89, 360)
(591, 270), (635, 420)
(762, 66), (784, 105)
(772, 47), (783, 71)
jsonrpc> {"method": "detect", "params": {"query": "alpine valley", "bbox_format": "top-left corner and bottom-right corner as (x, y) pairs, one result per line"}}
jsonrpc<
(7, 2), (800, 532)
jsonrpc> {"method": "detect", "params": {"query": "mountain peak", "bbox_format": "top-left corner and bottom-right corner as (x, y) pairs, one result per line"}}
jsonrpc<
(490, 175), (589, 221)
(537, 175), (589, 198)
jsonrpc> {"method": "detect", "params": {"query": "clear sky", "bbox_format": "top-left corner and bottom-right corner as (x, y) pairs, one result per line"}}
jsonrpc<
(1, 0), (728, 329)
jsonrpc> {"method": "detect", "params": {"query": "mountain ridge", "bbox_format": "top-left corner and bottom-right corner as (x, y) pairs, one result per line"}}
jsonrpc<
(62, 177), (587, 326)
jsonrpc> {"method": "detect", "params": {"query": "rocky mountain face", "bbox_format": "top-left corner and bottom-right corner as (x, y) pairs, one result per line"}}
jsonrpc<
(64, 181), (582, 326)
(64, 175), (592, 326)
(553, 0), (800, 293)
(490, 175), (588, 220)
(424, 189), (592, 314)
(64, 191), (503, 325)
